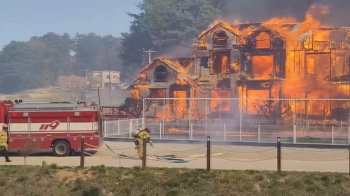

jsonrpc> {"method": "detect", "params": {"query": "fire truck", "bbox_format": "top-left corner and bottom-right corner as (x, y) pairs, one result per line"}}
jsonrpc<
(0, 100), (101, 156)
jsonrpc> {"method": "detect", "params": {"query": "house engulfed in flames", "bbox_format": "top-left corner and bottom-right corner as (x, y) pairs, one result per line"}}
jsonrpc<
(128, 18), (350, 122)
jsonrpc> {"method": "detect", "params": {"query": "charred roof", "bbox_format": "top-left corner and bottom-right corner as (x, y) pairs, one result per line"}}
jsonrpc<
(166, 58), (195, 69)
(233, 23), (262, 30)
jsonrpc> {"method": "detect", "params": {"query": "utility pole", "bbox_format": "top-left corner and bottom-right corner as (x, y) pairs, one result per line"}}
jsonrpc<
(143, 49), (157, 64)
(105, 49), (112, 106)
(84, 70), (89, 102)
(108, 65), (112, 106)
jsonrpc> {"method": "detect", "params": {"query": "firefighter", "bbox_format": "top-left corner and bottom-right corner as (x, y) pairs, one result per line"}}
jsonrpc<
(0, 124), (11, 162)
(132, 128), (153, 159)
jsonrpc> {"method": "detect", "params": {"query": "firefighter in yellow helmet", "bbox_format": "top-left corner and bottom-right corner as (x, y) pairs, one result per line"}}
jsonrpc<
(132, 128), (153, 159)
(0, 124), (11, 162)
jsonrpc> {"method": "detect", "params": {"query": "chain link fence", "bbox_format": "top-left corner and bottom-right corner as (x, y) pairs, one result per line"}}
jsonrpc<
(103, 118), (143, 138)
(134, 98), (350, 145)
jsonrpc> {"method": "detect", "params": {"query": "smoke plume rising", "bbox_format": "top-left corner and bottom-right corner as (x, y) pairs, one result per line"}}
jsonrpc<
(224, 0), (350, 26)
(157, 45), (195, 58)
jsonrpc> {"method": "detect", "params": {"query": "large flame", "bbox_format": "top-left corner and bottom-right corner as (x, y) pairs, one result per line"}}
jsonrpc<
(136, 5), (350, 122)
(218, 5), (348, 117)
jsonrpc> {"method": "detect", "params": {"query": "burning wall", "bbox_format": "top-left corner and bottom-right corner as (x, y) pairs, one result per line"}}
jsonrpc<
(129, 58), (197, 119)
(191, 4), (350, 120)
(132, 4), (350, 121)
(210, 89), (231, 113)
(251, 55), (274, 79)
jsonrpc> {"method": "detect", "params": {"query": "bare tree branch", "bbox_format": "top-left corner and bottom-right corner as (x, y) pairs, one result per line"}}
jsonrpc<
(18, 141), (39, 165)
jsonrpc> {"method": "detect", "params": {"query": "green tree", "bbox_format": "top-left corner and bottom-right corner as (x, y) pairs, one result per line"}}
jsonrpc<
(119, 0), (228, 81)
(73, 33), (122, 75)
(119, 12), (154, 81)
(0, 32), (123, 94)
(0, 41), (37, 93)
(39, 32), (73, 79)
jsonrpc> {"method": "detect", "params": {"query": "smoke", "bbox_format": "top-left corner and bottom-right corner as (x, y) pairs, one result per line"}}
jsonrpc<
(157, 45), (195, 58)
(224, 0), (350, 26)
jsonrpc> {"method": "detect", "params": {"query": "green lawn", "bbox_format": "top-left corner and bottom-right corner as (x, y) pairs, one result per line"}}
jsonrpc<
(1, 164), (350, 196)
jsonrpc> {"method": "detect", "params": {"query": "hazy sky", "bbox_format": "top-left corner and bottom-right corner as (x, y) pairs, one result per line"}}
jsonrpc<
(0, 0), (141, 49)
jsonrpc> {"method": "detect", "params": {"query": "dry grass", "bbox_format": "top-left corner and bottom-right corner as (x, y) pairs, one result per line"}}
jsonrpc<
(0, 165), (349, 196)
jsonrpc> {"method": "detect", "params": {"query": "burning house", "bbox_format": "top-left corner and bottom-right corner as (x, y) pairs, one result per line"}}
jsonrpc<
(128, 58), (199, 118)
(192, 22), (291, 118)
(129, 12), (350, 123)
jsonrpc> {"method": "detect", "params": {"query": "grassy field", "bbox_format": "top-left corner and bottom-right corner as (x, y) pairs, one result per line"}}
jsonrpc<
(1, 164), (350, 196)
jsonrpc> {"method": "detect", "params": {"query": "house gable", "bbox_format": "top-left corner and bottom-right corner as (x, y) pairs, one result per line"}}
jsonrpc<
(242, 25), (286, 51)
(139, 59), (181, 75)
(195, 22), (240, 41)
(193, 22), (240, 50)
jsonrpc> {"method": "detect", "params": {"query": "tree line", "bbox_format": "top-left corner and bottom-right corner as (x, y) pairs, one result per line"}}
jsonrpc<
(0, 0), (228, 94)
(0, 33), (121, 93)
(119, 0), (229, 76)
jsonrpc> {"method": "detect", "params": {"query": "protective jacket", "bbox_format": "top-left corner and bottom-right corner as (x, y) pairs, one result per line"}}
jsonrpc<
(133, 129), (153, 146)
(133, 128), (153, 159)
(138, 130), (151, 141)
(0, 130), (8, 148)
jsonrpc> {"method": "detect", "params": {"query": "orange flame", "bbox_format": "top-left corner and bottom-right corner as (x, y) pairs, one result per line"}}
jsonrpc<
(138, 5), (350, 121)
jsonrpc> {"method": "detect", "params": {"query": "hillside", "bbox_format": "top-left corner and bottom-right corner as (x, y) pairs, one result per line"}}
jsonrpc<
(2, 165), (350, 196)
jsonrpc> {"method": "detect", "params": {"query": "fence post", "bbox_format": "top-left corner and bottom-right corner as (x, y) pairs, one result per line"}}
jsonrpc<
(142, 138), (147, 171)
(239, 110), (242, 142)
(223, 124), (226, 141)
(80, 135), (85, 168)
(190, 123), (193, 140)
(159, 122), (162, 139)
(142, 98), (146, 128)
(340, 121), (343, 130)
(332, 126), (334, 145)
(277, 137), (281, 173)
(117, 120), (120, 135)
(129, 121), (132, 139)
(207, 136), (211, 173)
(205, 99), (208, 135)
(348, 126), (350, 145)
(293, 124), (297, 144)
(189, 98), (192, 139)
(258, 124), (261, 143)
(103, 120), (107, 137)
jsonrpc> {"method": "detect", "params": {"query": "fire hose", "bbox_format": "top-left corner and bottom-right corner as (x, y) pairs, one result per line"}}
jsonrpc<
(104, 143), (189, 163)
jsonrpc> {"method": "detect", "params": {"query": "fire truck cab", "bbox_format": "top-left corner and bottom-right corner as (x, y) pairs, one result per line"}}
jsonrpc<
(0, 100), (101, 157)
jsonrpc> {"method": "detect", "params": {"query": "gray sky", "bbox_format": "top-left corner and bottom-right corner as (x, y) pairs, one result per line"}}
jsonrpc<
(0, 0), (141, 49)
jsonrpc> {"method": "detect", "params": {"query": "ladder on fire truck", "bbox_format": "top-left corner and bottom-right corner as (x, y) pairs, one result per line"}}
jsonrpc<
(10, 101), (90, 111)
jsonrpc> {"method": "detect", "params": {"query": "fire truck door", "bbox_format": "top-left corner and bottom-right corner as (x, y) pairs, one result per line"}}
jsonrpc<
(7, 117), (31, 150)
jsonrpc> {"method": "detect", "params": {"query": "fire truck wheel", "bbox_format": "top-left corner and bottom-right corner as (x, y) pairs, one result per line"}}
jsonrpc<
(52, 140), (71, 157)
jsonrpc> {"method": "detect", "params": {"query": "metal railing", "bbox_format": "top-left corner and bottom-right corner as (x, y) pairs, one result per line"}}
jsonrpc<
(102, 98), (350, 145)
(103, 118), (143, 138)
(103, 119), (350, 145)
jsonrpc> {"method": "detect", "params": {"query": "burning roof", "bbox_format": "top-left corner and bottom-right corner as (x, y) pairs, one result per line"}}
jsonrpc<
(138, 58), (194, 74)
(193, 19), (350, 47)
(127, 57), (197, 90)
(195, 21), (240, 41)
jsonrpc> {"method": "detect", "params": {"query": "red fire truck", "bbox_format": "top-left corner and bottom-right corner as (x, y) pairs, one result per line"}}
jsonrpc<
(0, 100), (101, 156)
